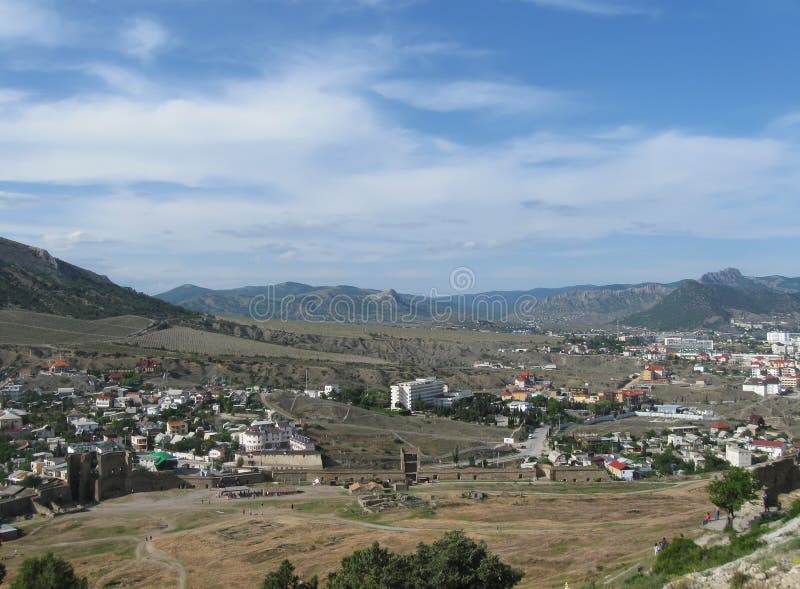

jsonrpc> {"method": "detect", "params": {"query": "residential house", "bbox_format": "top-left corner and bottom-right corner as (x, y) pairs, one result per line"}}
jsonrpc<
(641, 364), (668, 382)
(135, 358), (160, 374)
(72, 418), (100, 435)
(0, 411), (23, 431)
(48, 360), (72, 375)
(607, 459), (634, 481)
(750, 439), (787, 459)
(166, 420), (188, 436)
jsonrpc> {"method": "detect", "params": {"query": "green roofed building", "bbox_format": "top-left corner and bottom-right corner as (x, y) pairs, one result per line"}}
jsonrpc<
(137, 451), (178, 471)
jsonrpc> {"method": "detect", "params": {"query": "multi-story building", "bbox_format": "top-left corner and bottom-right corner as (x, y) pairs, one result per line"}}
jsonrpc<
(742, 376), (782, 397)
(0, 384), (24, 402)
(725, 444), (752, 467)
(239, 422), (294, 452)
(767, 332), (790, 344)
(390, 377), (446, 410)
(166, 420), (188, 436)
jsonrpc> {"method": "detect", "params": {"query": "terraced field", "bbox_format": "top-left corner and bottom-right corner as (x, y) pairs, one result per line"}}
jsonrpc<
(0, 310), (152, 346)
(127, 326), (388, 365)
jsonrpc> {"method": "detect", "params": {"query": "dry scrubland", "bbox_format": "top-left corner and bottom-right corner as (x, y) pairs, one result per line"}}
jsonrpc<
(269, 393), (512, 466)
(4, 480), (713, 589)
(128, 326), (388, 365)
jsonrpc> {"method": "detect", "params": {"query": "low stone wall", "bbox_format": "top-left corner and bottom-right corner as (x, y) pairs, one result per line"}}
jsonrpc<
(236, 452), (323, 470)
(550, 465), (610, 482)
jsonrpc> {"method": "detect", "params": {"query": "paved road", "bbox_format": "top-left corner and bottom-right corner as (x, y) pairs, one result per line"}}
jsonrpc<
(491, 425), (549, 465)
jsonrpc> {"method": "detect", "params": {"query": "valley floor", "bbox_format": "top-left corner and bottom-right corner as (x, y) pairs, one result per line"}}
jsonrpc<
(5, 478), (716, 589)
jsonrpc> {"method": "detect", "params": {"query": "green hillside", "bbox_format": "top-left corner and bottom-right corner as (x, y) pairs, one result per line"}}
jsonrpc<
(0, 236), (197, 320)
(625, 280), (800, 330)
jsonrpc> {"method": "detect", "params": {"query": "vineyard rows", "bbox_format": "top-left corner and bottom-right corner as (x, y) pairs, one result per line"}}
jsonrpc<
(129, 326), (386, 364)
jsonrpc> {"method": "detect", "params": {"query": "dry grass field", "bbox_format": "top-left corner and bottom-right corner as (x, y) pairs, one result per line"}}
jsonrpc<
(127, 326), (388, 365)
(3, 478), (716, 589)
(270, 393), (513, 467)
(228, 317), (558, 344)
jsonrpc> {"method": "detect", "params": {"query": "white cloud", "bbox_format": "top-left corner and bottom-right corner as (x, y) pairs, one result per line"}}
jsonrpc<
(522, 0), (657, 17)
(0, 0), (66, 45)
(373, 79), (570, 114)
(121, 17), (169, 60)
(82, 63), (154, 96)
(1, 40), (799, 290)
(0, 88), (29, 103)
(0, 190), (38, 207)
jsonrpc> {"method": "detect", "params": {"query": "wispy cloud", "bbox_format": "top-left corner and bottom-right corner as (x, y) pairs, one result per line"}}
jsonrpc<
(82, 63), (154, 96)
(121, 17), (169, 60)
(0, 88), (29, 103)
(522, 0), (658, 17)
(373, 79), (571, 114)
(0, 190), (39, 207)
(0, 0), (67, 45)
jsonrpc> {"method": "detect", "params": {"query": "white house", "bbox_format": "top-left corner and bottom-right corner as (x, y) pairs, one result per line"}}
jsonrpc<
(725, 444), (752, 467)
(750, 439), (787, 459)
(72, 418), (100, 435)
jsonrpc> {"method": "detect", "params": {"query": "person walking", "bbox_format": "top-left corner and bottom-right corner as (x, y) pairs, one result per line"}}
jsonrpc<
(714, 506), (720, 521)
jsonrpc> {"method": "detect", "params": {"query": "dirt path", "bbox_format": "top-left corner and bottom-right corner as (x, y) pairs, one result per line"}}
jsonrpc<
(90, 519), (187, 589)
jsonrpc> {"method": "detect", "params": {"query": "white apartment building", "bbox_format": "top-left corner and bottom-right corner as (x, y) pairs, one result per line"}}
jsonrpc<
(390, 377), (446, 410)
(767, 332), (790, 344)
(725, 444), (751, 467)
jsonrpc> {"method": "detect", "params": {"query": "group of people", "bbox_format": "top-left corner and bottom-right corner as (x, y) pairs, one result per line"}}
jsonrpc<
(702, 506), (721, 525)
(652, 537), (669, 555)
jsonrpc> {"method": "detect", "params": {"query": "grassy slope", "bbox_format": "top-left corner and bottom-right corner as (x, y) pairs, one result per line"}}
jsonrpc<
(0, 309), (152, 345)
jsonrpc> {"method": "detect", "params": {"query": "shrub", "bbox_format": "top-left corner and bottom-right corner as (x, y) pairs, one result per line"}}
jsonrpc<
(783, 497), (800, 521)
(653, 538), (704, 575)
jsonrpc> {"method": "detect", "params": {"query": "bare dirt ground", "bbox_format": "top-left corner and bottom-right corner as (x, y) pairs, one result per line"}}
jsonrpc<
(3, 478), (719, 589)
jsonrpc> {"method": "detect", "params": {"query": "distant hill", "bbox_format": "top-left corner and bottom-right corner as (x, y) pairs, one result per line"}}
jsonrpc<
(160, 267), (800, 329)
(625, 277), (800, 330)
(0, 236), (197, 320)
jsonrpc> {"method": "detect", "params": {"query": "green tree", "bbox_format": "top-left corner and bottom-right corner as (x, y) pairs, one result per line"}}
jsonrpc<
(707, 467), (761, 526)
(262, 559), (318, 589)
(327, 542), (411, 589)
(10, 553), (88, 589)
(411, 530), (524, 589)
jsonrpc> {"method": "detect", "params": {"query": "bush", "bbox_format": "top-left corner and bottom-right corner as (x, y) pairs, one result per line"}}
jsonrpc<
(653, 538), (704, 576)
(783, 497), (800, 521)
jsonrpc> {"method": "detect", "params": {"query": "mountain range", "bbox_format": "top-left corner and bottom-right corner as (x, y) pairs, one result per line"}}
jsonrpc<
(157, 268), (800, 330)
(2, 235), (800, 330)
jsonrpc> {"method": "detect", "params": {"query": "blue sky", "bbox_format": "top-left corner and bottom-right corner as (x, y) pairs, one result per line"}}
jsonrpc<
(1, 0), (800, 295)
